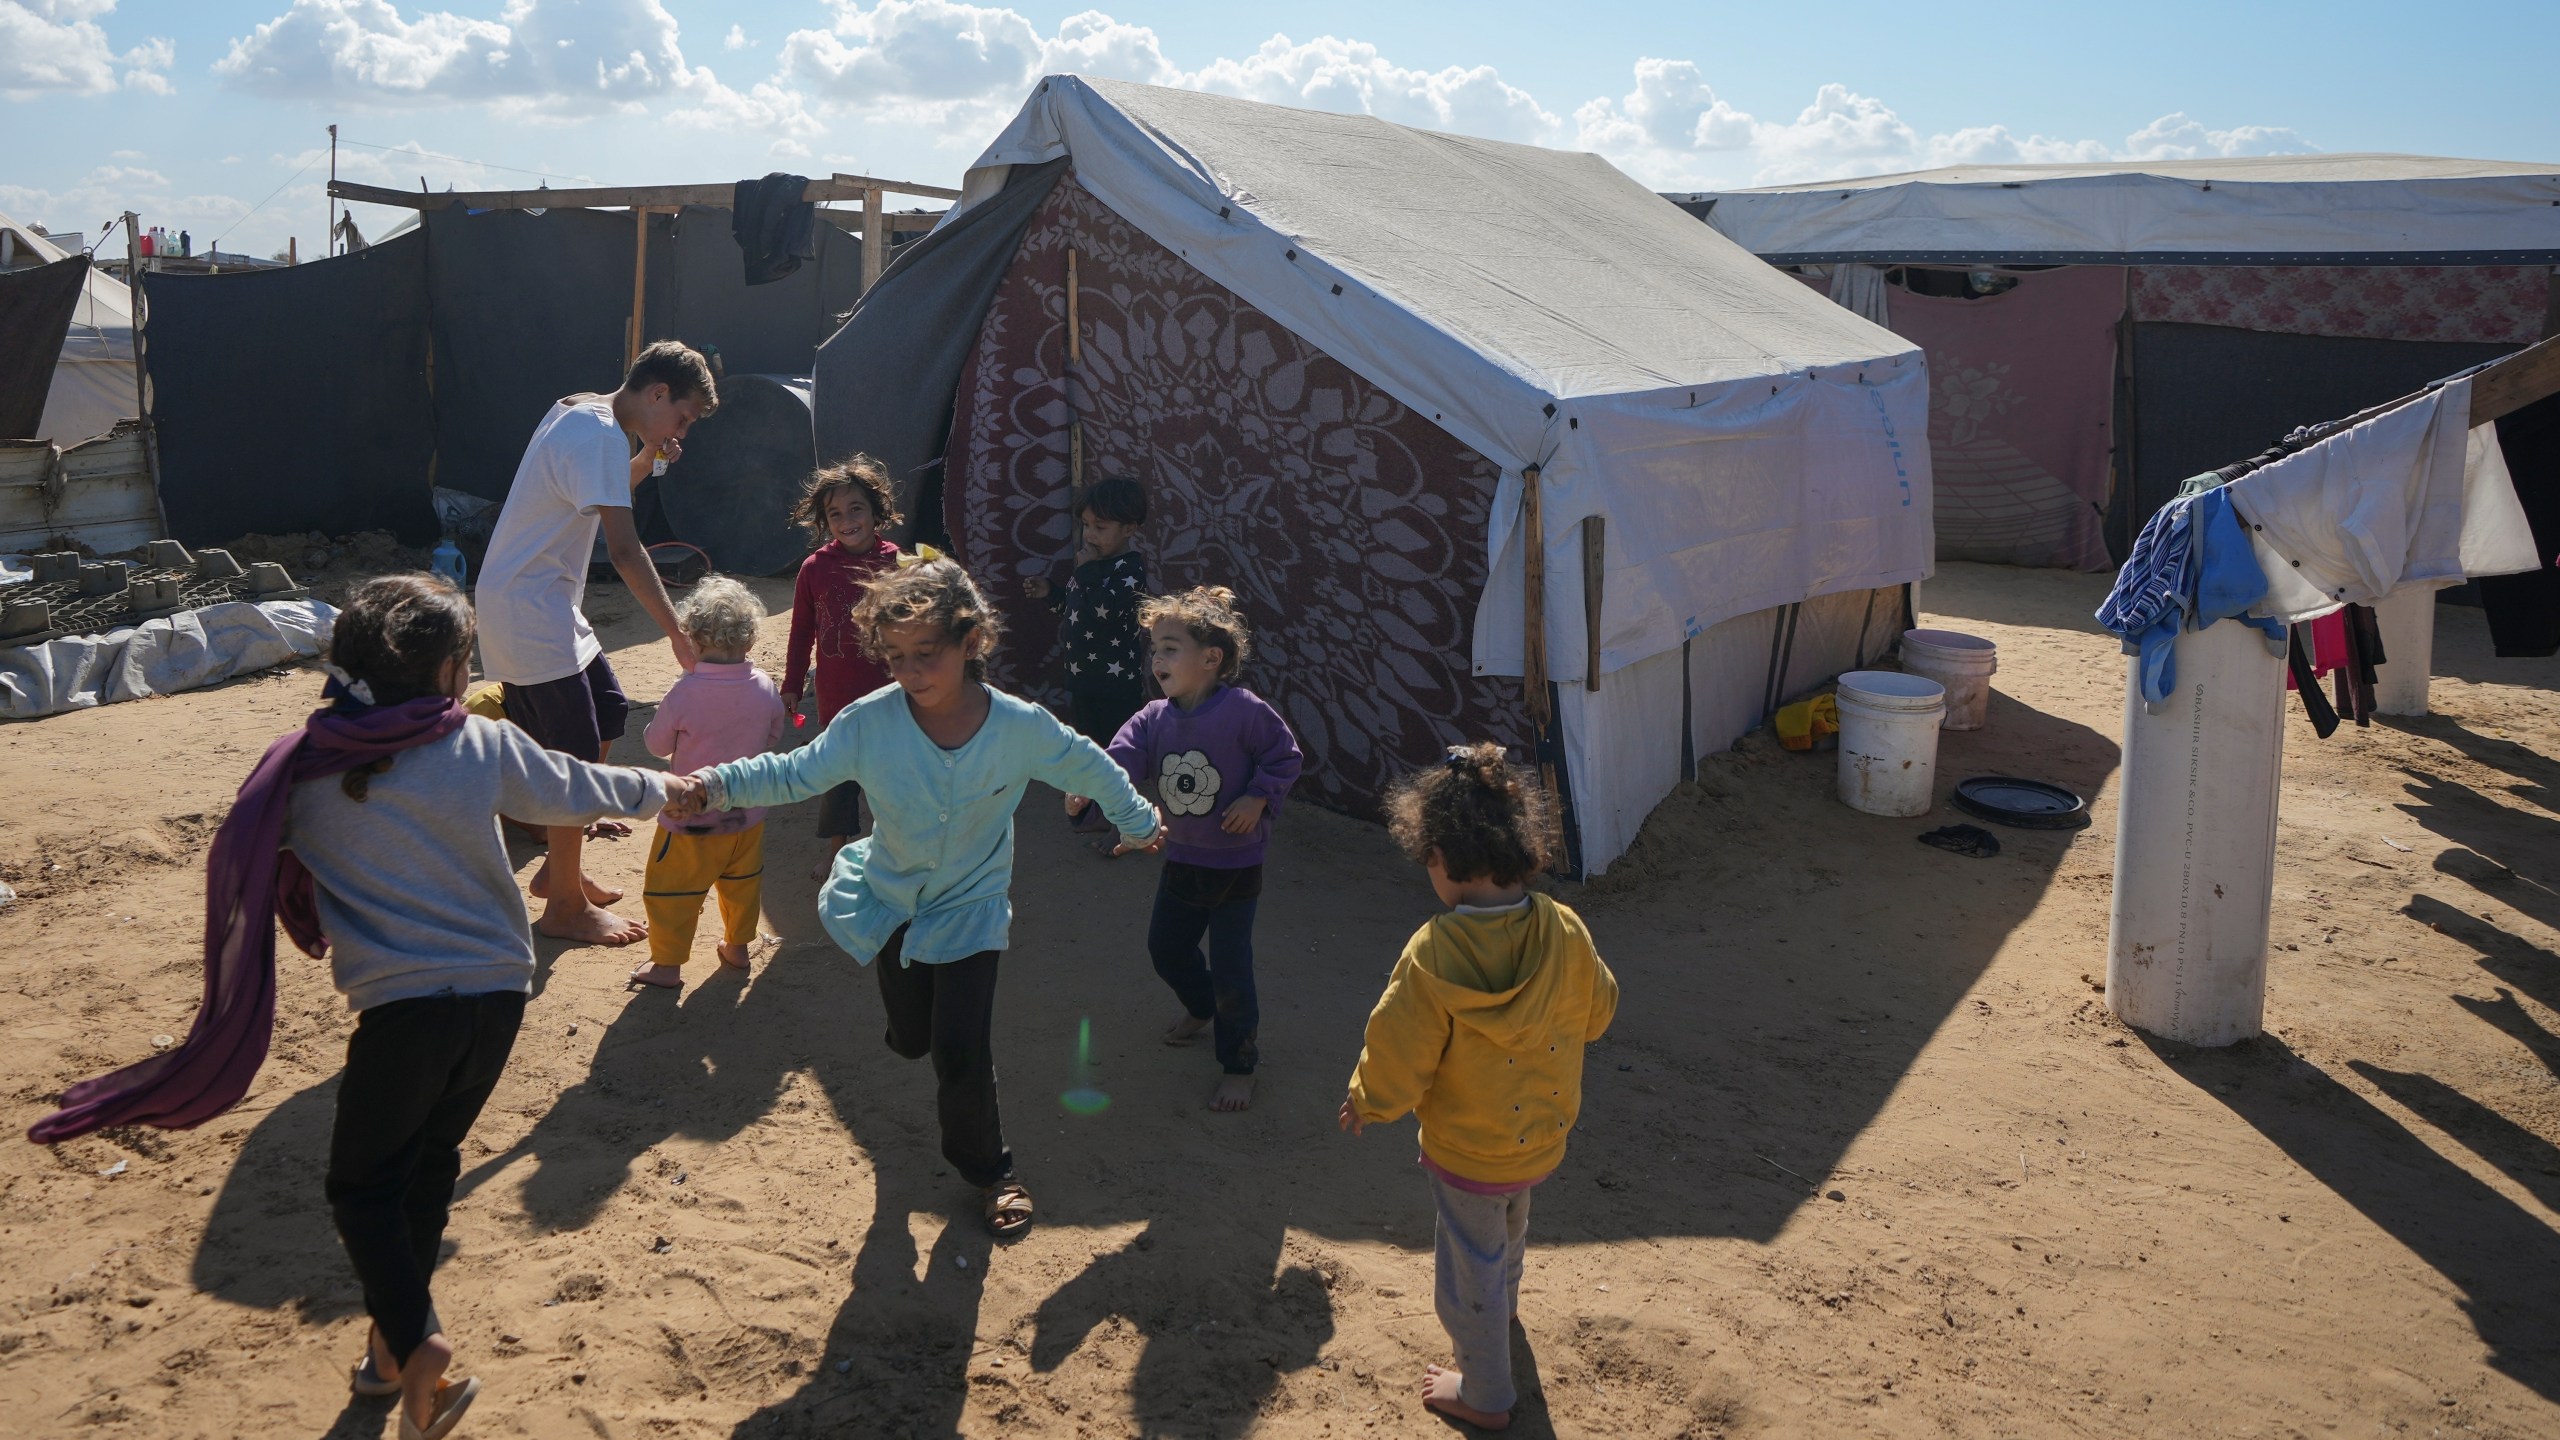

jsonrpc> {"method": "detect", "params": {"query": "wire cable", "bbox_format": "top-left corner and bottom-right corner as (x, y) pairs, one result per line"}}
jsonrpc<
(209, 155), (320, 250)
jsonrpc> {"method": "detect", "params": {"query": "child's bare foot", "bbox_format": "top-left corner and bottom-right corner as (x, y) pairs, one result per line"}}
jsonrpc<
(1421, 1364), (1509, 1430)
(398, 1332), (474, 1435)
(1209, 1073), (1255, 1112)
(537, 902), (647, 947)
(627, 961), (684, 988)
(1162, 1014), (1209, 1046)
(715, 941), (754, 972)
(528, 862), (624, 907)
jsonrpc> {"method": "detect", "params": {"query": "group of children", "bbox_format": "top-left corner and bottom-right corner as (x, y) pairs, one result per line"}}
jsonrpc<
(37, 343), (1617, 1438)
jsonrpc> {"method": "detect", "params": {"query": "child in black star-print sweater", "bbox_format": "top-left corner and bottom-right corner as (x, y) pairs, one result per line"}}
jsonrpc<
(1024, 475), (1151, 750)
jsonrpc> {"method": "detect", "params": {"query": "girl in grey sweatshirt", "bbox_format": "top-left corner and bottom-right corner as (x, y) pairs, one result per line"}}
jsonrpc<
(289, 575), (667, 1440)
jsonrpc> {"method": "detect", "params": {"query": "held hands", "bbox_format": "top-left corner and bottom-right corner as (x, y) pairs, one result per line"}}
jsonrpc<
(1108, 802), (1170, 857)
(1218, 794), (1268, 835)
(662, 773), (710, 819)
(1337, 1096), (1365, 1136)
(669, 628), (700, 673)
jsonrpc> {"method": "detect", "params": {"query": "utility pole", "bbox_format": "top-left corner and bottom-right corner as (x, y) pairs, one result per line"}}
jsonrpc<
(328, 123), (338, 257)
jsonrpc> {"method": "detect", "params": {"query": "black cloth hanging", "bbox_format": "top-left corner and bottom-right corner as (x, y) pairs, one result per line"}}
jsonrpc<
(2331, 603), (2385, 728)
(2479, 392), (2560, 657)
(729, 173), (818, 286)
(2288, 625), (2341, 739)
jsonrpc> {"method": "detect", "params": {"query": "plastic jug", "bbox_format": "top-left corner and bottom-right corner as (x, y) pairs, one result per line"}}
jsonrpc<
(431, 539), (468, 587)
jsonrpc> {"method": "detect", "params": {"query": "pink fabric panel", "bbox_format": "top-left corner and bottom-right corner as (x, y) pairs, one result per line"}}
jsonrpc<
(1818, 267), (2125, 572)
(943, 178), (1532, 817)
(2130, 265), (2548, 346)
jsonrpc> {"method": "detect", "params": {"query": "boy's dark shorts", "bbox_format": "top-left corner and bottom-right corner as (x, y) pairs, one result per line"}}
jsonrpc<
(500, 654), (629, 763)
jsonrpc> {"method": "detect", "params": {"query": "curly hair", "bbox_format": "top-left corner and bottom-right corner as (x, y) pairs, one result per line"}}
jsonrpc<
(849, 557), (1003, 681)
(1385, 741), (1555, 885)
(1137, 585), (1252, 683)
(330, 572), (477, 800)
(791, 455), (903, 545)
(679, 575), (765, 659)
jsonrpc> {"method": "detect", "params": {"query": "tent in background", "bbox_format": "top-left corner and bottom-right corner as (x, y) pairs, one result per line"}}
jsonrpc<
(0, 211), (137, 447)
(1671, 155), (2560, 563)
(818, 76), (1934, 875)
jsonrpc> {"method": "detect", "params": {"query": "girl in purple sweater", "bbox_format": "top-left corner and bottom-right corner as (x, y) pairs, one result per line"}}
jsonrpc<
(1071, 585), (1302, 1112)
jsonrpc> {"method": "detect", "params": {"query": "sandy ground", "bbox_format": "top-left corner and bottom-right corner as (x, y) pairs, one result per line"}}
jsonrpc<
(3, 559), (2558, 1439)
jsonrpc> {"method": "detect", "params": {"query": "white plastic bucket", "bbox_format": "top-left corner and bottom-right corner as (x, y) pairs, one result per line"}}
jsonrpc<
(1835, 671), (1946, 817)
(1900, 628), (1997, 731)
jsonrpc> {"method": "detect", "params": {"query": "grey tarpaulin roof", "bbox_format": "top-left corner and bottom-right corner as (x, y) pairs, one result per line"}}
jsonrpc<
(1669, 153), (2560, 264)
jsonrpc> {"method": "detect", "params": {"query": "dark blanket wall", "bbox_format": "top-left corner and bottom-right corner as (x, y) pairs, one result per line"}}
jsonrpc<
(146, 233), (437, 544)
(0, 255), (92, 438)
(943, 177), (1531, 818)
(2115, 324), (2518, 554)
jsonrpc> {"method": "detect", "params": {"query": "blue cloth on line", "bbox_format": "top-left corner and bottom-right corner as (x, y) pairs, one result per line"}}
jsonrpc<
(2096, 488), (2284, 707)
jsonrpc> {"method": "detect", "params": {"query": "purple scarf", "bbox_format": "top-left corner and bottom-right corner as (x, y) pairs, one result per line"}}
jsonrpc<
(28, 694), (468, 1144)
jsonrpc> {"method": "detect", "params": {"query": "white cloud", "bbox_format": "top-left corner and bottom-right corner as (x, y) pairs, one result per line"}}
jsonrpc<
(0, 164), (250, 251)
(1190, 34), (1555, 142)
(215, 0), (818, 135)
(2121, 111), (2313, 160)
(1, 0), (175, 99)
(723, 22), (746, 50)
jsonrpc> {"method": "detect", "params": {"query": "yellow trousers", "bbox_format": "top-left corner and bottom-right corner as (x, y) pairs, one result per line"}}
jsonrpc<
(642, 823), (765, 968)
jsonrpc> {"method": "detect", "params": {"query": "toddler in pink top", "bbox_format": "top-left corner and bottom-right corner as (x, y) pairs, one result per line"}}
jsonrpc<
(632, 577), (787, 988)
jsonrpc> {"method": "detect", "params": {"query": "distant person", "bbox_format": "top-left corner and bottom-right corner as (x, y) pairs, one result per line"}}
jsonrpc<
(1023, 476), (1151, 840)
(1077, 585), (1302, 1113)
(1339, 743), (1619, 1432)
(475, 341), (717, 947)
(662, 558), (1162, 1239)
(779, 456), (905, 880)
(632, 577), (787, 990)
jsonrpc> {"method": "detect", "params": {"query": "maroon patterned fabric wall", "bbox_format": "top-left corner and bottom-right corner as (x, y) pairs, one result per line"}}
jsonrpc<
(944, 177), (1532, 816)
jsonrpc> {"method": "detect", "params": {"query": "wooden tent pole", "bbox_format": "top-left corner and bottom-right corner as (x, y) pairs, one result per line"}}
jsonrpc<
(861, 185), (887, 293)
(627, 206), (648, 370)
(1581, 514), (1605, 692)
(1522, 465), (1548, 728)
(1067, 246), (1083, 491)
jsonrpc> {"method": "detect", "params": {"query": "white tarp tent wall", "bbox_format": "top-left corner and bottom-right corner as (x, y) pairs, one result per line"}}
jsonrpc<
(829, 76), (1933, 875)
(0, 211), (139, 447)
(1668, 156), (2560, 563)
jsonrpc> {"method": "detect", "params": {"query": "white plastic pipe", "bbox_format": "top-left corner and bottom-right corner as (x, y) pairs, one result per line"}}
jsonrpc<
(2106, 619), (2288, 1047)
(2370, 587), (2436, 717)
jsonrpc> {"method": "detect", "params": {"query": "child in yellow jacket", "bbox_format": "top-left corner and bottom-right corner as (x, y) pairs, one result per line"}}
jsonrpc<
(1339, 742), (1619, 1431)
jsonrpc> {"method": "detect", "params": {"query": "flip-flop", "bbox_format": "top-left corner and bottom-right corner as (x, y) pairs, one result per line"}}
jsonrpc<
(983, 1180), (1035, 1240)
(400, 1376), (481, 1440)
(350, 1351), (400, 1397)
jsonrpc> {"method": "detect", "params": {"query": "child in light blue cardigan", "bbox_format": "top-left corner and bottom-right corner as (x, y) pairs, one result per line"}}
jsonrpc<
(666, 559), (1158, 1238)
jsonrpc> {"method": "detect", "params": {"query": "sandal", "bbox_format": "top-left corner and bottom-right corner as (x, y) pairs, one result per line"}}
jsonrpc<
(983, 1180), (1035, 1239)
(400, 1375), (481, 1440)
(351, 1350), (400, 1398)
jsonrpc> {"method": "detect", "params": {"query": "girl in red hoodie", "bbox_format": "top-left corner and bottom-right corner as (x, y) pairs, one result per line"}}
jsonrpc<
(781, 456), (903, 877)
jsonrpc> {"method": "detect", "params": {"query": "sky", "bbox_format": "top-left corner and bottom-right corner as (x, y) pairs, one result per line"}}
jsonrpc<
(6, 1), (2556, 259)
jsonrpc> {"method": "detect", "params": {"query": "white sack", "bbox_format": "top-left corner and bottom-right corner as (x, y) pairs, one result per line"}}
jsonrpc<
(0, 599), (337, 721)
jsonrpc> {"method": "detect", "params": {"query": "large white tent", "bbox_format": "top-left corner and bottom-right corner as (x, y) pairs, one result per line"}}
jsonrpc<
(0, 210), (138, 446)
(1677, 154), (2560, 265)
(825, 77), (1933, 873)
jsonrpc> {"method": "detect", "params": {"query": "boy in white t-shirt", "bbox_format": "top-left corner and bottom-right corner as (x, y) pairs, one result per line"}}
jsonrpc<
(476, 341), (716, 948)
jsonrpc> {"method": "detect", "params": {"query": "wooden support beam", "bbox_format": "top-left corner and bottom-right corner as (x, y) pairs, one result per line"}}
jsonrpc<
(1581, 514), (1605, 692)
(1522, 466), (1550, 731)
(2471, 334), (2560, 425)
(861, 185), (887, 293)
(627, 206), (648, 370)
(330, 171), (959, 213)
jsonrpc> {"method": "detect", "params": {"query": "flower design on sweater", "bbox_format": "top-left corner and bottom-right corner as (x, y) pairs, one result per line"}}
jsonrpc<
(1159, 750), (1223, 817)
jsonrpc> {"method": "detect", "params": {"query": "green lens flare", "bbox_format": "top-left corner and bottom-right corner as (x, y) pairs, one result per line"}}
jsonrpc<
(1061, 1016), (1109, 1115)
